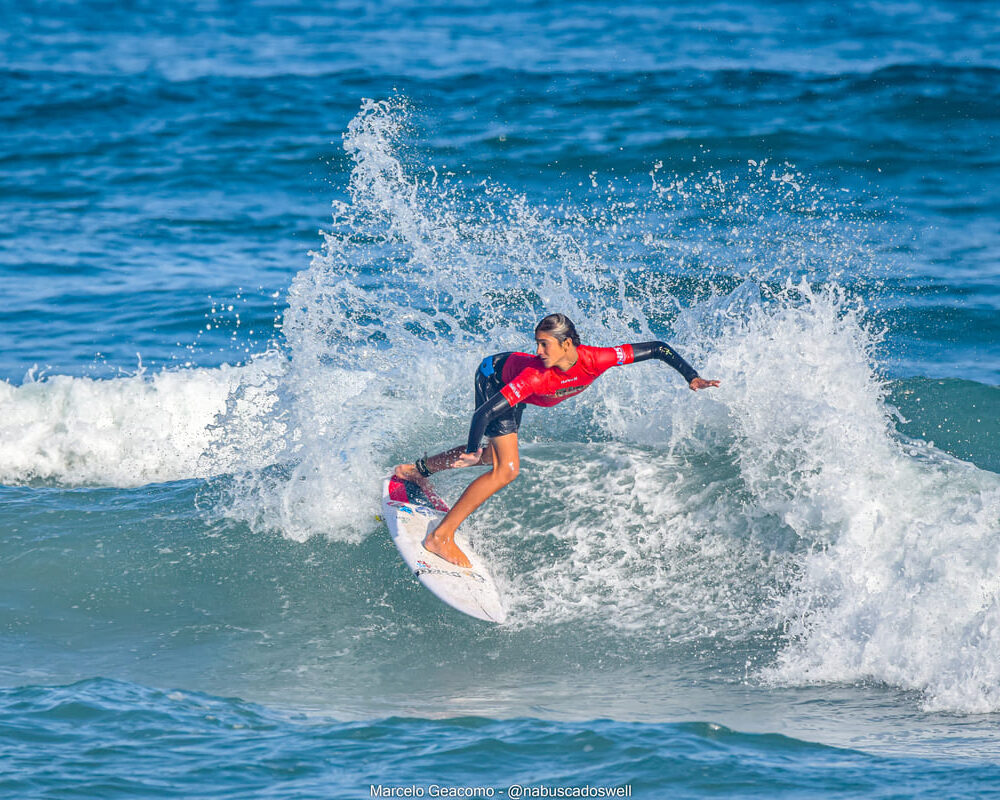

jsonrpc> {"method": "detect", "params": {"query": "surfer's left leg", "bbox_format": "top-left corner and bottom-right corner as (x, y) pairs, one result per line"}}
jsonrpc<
(422, 433), (519, 568)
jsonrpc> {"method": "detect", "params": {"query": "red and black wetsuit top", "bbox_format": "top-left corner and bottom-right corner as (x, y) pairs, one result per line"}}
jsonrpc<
(499, 344), (637, 407)
(465, 340), (699, 452)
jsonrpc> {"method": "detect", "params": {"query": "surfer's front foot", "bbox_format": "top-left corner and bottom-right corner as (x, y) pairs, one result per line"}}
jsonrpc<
(423, 530), (472, 569)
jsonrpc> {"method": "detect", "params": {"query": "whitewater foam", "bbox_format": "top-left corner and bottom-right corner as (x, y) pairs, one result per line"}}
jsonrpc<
(0, 359), (281, 487)
(698, 283), (1000, 713)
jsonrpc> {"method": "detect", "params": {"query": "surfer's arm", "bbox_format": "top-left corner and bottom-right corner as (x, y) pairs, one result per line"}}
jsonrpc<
(465, 392), (513, 453)
(628, 341), (714, 388)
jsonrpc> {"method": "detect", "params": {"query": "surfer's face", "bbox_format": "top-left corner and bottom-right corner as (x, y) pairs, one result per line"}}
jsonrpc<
(535, 332), (575, 369)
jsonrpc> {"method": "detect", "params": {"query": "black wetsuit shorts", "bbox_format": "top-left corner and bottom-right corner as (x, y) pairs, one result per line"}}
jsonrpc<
(475, 353), (525, 440)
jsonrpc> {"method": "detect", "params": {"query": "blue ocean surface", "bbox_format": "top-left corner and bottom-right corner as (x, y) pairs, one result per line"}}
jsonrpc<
(2, 1), (999, 797)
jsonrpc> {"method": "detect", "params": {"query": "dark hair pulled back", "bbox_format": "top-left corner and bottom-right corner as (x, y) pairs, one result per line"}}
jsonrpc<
(535, 313), (581, 347)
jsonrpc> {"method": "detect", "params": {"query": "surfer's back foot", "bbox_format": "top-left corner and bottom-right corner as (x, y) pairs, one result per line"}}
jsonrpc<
(423, 530), (472, 569)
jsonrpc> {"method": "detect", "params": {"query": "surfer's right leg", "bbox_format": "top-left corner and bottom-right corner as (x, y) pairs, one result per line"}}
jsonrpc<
(422, 433), (519, 568)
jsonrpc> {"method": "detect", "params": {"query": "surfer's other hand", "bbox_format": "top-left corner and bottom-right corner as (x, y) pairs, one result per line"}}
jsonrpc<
(452, 449), (484, 468)
(689, 377), (720, 391)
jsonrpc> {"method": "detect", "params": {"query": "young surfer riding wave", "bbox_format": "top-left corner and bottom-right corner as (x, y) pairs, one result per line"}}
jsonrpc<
(395, 313), (719, 567)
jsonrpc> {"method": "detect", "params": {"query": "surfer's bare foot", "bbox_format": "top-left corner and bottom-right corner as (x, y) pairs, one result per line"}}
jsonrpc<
(423, 529), (472, 569)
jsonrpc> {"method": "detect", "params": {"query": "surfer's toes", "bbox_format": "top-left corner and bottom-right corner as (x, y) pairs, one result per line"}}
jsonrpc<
(446, 550), (473, 569)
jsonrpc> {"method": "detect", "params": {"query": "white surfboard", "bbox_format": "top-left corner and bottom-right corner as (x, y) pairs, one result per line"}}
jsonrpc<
(381, 476), (506, 623)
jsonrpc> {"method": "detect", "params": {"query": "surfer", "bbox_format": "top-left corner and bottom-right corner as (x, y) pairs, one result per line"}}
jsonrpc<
(395, 313), (719, 567)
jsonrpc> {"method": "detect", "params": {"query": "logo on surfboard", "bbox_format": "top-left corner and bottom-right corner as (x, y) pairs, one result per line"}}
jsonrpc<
(414, 559), (486, 583)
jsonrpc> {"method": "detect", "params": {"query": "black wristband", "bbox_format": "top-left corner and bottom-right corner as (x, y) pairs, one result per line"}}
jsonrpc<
(415, 457), (431, 477)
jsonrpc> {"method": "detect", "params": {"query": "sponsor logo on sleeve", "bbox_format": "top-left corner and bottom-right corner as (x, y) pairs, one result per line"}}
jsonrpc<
(614, 346), (627, 365)
(505, 379), (526, 402)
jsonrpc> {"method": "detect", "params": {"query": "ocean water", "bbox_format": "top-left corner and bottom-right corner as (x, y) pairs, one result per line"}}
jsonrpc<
(2, 1), (999, 797)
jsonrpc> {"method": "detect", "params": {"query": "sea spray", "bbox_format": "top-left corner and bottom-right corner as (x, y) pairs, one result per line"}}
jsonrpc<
(223, 97), (889, 543)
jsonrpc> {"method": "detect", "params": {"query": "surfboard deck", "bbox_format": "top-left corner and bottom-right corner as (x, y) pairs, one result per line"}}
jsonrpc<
(381, 476), (506, 623)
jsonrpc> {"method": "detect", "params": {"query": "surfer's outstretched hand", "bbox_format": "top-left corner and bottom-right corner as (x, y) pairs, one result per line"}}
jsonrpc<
(689, 377), (720, 391)
(451, 449), (484, 468)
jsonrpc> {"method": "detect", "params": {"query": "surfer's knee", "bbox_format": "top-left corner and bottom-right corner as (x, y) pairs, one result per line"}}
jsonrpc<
(492, 458), (519, 486)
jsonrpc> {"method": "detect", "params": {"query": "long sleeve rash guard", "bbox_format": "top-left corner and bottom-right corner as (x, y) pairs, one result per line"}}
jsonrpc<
(465, 341), (699, 453)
